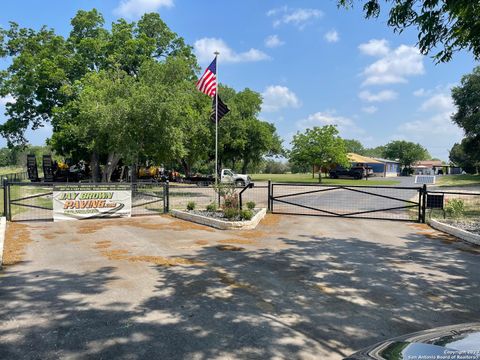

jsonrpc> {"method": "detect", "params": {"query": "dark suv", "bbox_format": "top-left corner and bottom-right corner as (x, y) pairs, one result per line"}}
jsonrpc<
(329, 166), (365, 180)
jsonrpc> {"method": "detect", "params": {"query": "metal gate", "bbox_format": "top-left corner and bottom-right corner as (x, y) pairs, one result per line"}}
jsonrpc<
(269, 183), (426, 222)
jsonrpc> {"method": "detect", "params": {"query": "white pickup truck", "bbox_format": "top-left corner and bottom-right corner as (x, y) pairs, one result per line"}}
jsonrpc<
(220, 169), (252, 187)
(182, 168), (252, 187)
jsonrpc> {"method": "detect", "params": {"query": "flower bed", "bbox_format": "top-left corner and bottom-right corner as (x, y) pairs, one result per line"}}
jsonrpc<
(429, 219), (480, 246)
(171, 208), (267, 230)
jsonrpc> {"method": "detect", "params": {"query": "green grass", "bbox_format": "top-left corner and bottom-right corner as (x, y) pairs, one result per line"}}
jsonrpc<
(436, 174), (480, 187)
(0, 166), (24, 176)
(0, 185), (53, 218)
(250, 173), (400, 186)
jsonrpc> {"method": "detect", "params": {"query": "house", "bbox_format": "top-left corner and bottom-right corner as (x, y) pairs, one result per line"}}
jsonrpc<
(412, 160), (445, 175)
(348, 153), (400, 177)
(372, 157), (401, 177)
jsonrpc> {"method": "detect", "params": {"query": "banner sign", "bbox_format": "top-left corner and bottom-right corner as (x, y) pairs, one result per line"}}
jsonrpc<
(53, 184), (132, 221)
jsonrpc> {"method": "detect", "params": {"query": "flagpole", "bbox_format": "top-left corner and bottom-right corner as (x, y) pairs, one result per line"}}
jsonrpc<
(214, 51), (219, 185)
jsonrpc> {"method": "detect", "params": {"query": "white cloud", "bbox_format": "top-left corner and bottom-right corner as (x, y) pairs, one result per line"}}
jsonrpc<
(413, 88), (427, 97)
(420, 93), (454, 113)
(194, 38), (270, 64)
(361, 106), (378, 114)
(262, 85), (301, 112)
(324, 29), (339, 43)
(267, 6), (323, 29)
(0, 94), (15, 106)
(358, 39), (389, 56)
(264, 35), (285, 48)
(114, 0), (173, 18)
(359, 40), (425, 86)
(358, 90), (397, 102)
(396, 88), (461, 160)
(297, 110), (366, 138)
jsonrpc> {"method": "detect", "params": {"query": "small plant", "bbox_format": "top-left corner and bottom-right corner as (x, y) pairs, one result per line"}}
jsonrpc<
(223, 207), (239, 220)
(445, 198), (465, 219)
(186, 201), (196, 211)
(240, 209), (253, 221)
(246, 201), (256, 210)
(223, 194), (239, 210)
(206, 202), (217, 212)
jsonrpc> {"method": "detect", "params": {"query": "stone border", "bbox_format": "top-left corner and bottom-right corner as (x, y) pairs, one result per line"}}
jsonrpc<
(171, 208), (267, 230)
(429, 219), (480, 246)
(0, 217), (6, 269)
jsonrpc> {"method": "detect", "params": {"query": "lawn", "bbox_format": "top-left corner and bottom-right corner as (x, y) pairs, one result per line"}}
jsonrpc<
(436, 174), (480, 187)
(250, 173), (400, 186)
(0, 166), (24, 176)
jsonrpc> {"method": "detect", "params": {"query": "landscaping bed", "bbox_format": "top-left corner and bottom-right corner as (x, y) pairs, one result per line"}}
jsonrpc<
(439, 219), (480, 235)
(171, 208), (267, 230)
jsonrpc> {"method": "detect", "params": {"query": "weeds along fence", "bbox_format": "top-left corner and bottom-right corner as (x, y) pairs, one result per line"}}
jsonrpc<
(2, 181), (269, 221)
(426, 190), (480, 221)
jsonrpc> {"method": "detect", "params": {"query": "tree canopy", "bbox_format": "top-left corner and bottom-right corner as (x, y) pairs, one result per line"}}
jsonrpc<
(383, 140), (430, 171)
(0, 9), (283, 180)
(289, 125), (349, 182)
(338, 0), (480, 62)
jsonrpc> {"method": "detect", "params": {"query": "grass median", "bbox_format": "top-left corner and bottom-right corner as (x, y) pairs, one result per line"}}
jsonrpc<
(250, 173), (400, 186)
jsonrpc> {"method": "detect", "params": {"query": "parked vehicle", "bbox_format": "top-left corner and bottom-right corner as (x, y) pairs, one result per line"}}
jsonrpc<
(345, 322), (480, 359)
(183, 169), (251, 187)
(329, 166), (365, 180)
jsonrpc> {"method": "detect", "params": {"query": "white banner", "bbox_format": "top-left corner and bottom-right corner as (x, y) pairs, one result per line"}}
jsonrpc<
(53, 184), (132, 221)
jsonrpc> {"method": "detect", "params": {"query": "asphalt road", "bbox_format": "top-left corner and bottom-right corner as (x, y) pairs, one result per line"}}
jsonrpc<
(1, 214), (479, 359)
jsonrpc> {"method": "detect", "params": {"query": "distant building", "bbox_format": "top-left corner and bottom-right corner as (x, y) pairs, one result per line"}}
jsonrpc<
(412, 160), (457, 175)
(348, 153), (400, 177)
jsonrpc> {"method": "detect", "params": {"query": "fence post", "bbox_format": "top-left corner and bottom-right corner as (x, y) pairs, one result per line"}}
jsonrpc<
(421, 184), (427, 223)
(267, 180), (272, 212)
(165, 181), (170, 213)
(3, 178), (7, 220)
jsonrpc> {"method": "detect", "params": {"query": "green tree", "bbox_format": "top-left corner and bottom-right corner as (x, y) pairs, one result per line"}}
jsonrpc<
(449, 140), (480, 174)
(451, 66), (480, 172)
(338, 0), (480, 62)
(0, 10), (196, 146)
(215, 85), (283, 174)
(363, 145), (386, 158)
(383, 140), (430, 173)
(343, 139), (365, 155)
(289, 126), (349, 182)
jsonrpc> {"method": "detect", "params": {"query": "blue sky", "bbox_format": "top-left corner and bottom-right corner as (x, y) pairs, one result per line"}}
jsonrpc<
(0, 0), (478, 160)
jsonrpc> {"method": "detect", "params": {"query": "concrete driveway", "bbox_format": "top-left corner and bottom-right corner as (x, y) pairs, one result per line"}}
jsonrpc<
(0, 215), (479, 359)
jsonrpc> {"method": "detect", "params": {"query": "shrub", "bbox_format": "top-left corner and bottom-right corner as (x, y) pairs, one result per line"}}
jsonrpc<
(445, 198), (465, 218)
(223, 207), (239, 220)
(246, 201), (256, 210)
(206, 202), (217, 212)
(223, 194), (239, 210)
(240, 209), (253, 221)
(186, 201), (196, 211)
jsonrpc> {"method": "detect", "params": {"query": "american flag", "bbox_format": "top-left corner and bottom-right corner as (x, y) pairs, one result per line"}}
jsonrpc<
(196, 57), (217, 97)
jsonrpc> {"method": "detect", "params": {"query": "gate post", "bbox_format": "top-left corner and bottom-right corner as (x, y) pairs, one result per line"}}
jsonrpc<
(164, 181), (170, 213)
(421, 184), (427, 223)
(3, 178), (8, 220)
(267, 180), (272, 212)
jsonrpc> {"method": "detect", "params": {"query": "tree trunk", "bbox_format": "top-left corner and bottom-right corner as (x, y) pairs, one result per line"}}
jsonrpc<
(312, 164), (315, 178)
(318, 170), (322, 183)
(241, 159), (249, 175)
(102, 152), (121, 182)
(181, 159), (191, 177)
(91, 152), (100, 182)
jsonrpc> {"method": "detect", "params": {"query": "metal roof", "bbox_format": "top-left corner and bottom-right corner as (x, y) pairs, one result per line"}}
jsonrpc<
(347, 153), (382, 164)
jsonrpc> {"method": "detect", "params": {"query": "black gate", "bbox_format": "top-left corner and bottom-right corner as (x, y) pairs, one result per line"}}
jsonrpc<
(269, 183), (426, 222)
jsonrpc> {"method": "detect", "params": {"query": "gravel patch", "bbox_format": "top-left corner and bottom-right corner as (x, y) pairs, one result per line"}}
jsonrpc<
(441, 219), (480, 235)
(189, 209), (260, 221)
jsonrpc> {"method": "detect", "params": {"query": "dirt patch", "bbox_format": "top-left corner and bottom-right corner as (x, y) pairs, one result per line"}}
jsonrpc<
(3, 223), (32, 266)
(216, 245), (245, 251)
(217, 270), (252, 290)
(77, 216), (214, 235)
(93, 240), (205, 266)
(233, 230), (266, 239)
(129, 255), (205, 267)
(218, 239), (256, 245)
(42, 233), (56, 240)
(260, 214), (281, 227)
(195, 240), (210, 246)
(408, 223), (432, 231)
